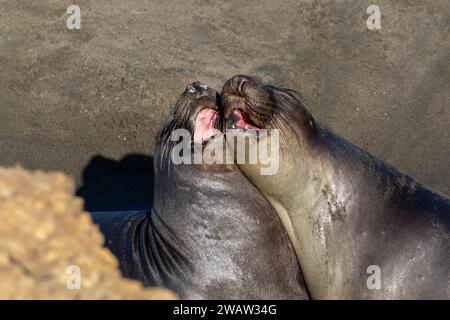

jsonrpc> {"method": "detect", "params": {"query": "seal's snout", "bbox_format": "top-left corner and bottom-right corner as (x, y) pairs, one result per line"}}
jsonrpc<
(185, 81), (219, 113)
(183, 82), (222, 144)
(221, 75), (264, 131)
(186, 81), (215, 97)
(222, 75), (256, 96)
(231, 75), (249, 95)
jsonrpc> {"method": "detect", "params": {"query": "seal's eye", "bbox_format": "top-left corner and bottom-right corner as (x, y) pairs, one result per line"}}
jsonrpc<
(187, 85), (196, 94)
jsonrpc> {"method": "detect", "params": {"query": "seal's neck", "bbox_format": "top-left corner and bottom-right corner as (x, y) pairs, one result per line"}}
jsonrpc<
(252, 126), (356, 298)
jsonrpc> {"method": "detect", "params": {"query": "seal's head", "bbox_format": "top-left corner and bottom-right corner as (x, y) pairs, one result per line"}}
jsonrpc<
(155, 82), (222, 172)
(222, 75), (317, 143)
(221, 75), (319, 201)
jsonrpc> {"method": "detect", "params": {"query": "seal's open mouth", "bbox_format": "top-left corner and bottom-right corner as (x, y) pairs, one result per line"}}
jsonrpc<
(193, 108), (219, 143)
(227, 109), (260, 131)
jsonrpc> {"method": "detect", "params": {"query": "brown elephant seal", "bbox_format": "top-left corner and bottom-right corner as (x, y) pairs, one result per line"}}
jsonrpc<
(92, 82), (308, 299)
(221, 75), (450, 299)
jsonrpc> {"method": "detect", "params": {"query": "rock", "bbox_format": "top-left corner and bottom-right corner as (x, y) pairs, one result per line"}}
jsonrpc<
(0, 167), (176, 299)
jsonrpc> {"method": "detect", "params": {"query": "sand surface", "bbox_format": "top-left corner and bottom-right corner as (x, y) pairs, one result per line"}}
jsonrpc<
(1, 0), (449, 211)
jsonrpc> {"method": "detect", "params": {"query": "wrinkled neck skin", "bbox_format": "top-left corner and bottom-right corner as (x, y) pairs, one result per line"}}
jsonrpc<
(237, 123), (450, 299)
(150, 160), (238, 298)
(143, 138), (308, 300)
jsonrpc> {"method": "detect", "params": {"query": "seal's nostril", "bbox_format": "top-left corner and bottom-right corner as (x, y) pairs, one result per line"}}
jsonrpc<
(187, 85), (196, 94)
(238, 79), (247, 94)
(223, 75), (253, 95)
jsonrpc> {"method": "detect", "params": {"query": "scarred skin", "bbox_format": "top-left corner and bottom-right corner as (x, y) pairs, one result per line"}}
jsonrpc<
(222, 75), (450, 299)
(92, 82), (309, 299)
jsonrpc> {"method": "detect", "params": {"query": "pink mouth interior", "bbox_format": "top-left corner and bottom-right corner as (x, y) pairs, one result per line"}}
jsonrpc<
(193, 108), (219, 143)
(232, 109), (259, 130)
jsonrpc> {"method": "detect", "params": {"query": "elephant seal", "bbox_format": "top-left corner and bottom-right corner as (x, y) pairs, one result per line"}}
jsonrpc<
(221, 75), (450, 299)
(92, 82), (308, 299)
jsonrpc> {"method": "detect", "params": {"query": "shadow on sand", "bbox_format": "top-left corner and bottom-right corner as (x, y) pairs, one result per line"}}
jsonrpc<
(76, 154), (154, 212)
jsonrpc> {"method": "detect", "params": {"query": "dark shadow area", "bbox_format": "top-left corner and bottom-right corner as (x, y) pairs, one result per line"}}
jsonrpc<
(76, 154), (154, 212)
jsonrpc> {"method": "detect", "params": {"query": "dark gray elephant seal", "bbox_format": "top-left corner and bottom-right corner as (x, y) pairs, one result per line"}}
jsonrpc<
(92, 82), (308, 299)
(221, 75), (450, 299)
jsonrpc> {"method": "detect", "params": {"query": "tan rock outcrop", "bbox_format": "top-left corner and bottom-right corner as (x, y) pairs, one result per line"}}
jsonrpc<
(0, 167), (175, 299)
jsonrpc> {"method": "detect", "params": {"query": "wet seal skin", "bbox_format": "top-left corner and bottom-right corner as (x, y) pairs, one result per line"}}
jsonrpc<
(92, 82), (309, 299)
(222, 75), (450, 299)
